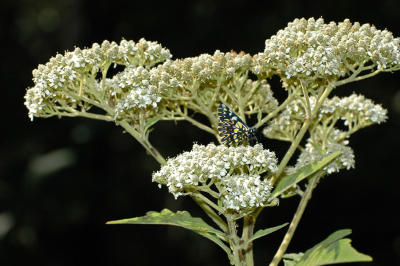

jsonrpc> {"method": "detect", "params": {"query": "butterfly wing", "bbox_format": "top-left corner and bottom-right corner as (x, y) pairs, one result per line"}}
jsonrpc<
(218, 120), (235, 145)
(217, 104), (251, 145)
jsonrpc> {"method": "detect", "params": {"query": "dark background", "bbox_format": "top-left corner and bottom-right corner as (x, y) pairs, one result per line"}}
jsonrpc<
(1, 0), (400, 265)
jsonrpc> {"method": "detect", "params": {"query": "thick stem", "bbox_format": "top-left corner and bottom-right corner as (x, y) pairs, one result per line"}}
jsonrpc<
(228, 218), (242, 266)
(241, 215), (256, 266)
(269, 174), (321, 266)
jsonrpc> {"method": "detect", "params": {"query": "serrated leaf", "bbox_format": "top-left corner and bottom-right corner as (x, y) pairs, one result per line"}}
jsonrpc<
(107, 209), (230, 256)
(248, 223), (288, 242)
(284, 229), (372, 266)
(271, 151), (340, 198)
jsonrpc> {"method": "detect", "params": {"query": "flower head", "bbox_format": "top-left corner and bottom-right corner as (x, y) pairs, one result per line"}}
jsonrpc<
(108, 66), (162, 119)
(253, 17), (400, 81)
(152, 51), (278, 115)
(25, 39), (171, 120)
(152, 143), (278, 211)
(220, 174), (273, 211)
(264, 93), (387, 141)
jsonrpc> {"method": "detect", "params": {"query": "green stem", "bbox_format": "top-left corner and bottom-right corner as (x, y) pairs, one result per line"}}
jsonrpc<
(254, 93), (294, 129)
(191, 196), (229, 233)
(241, 215), (255, 266)
(192, 192), (224, 215)
(52, 108), (114, 122)
(335, 66), (380, 87)
(271, 84), (334, 184)
(269, 173), (321, 266)
(178, 107), (216, 135)
(300, 81), (311, 117)
(228, 218), (242, 266)
(118, 120), (166, 165)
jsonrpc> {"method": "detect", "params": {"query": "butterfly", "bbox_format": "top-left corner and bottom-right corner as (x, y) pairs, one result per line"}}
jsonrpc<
(217, 104), (257, 146)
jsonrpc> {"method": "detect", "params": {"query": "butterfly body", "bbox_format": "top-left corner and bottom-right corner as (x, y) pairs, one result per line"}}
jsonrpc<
(217, 104), (257, 146)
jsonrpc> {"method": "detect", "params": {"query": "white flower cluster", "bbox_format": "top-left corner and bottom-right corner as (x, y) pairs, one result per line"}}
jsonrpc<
(153, 50), (253, 92)
(109, 66), (162, 118)
(152, 143), (278, 211)
(264, 94), (387, 140)
(253, 17), (400, 79)
(24, 86), (55, 121)
(219, 174), (273, 211)
(152, 50), (278, 114)
(158, 50), (253, 84)
(25, 39), (171, 120)
(121, 38), (172, 67)
(338, 94), (387, 125)
(294, 140), (355, 174)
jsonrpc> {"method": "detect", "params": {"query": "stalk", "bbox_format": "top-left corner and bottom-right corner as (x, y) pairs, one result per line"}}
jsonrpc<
(269, 174), (321, 266)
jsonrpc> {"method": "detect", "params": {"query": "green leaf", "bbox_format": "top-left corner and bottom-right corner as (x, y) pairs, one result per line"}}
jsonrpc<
(271, 151), (341, 198)
(283, 253), (304, 266)
(283, 229), (372, 266)
(107, 209), (230, 256)
(248, 223), (289, 242)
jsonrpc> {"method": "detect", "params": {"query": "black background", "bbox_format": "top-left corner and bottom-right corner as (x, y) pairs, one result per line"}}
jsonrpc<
(1, 0), (400, 265)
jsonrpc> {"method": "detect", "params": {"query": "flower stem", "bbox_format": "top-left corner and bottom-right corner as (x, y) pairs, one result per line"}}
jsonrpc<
(271, 84), (334, 184)
(228, 218), (242, 266)
(118, 120), (166, 165)
(242, 215), (255, 266)
(254, 93), (294, 129)
(269, 173), (321, 266)
(177, 107), (216, 135)
(191, 196), (228, 233)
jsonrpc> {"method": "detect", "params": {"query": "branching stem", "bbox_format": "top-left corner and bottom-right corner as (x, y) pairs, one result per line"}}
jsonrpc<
(254, 94), (294, 129)
(271, 84), (334, 184)
(118, 120), (166, 165)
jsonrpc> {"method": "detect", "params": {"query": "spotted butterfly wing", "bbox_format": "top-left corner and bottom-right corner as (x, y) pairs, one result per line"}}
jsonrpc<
(217, 104), (257, 145)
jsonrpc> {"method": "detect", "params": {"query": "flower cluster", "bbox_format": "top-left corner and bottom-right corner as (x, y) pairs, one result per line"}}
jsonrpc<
(108, 66), (162, 119)
(264, 94), (387, 141)
(152, 50), (278, 115)
(337, 94), (387, 125)
(253, 17), (400, 80)
(152, 143), (278, 211)
(219, 174), (273, 211)
(158, 50), (253, 85)
(152, 50), (253, 101)
(24, 39), (171, 120)
(292, 140), (355, 175)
